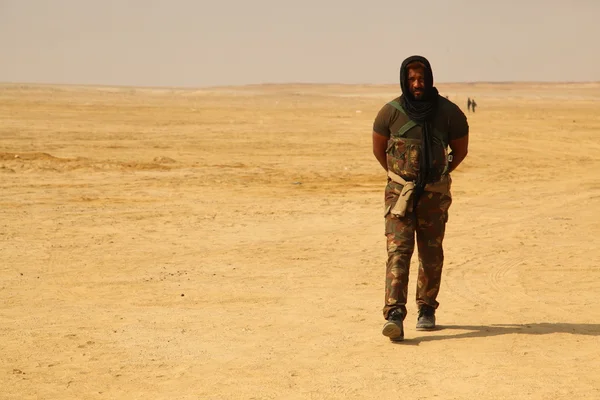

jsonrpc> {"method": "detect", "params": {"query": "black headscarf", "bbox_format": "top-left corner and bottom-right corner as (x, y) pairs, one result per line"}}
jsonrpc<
(398, 55), (440, 208)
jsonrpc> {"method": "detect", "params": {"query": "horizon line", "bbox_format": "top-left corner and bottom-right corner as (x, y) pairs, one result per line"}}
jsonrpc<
(1, 80), (599, 91)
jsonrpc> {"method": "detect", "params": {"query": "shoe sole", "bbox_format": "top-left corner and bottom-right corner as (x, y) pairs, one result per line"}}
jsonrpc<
(415, 325), (436, 331)
(382, 322), (404, 342)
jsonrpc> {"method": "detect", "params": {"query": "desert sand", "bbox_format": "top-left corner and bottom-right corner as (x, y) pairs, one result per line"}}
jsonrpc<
(1, 82), (600, 399)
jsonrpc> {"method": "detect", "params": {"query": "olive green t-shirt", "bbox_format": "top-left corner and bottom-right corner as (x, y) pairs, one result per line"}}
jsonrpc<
(373, 96), (469, 141)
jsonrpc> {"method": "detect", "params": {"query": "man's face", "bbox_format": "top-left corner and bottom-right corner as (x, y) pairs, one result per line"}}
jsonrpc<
(407, 68), (426, 100)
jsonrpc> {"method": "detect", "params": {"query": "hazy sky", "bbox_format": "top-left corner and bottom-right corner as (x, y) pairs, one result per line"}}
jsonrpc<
(1, 0), (599, 87)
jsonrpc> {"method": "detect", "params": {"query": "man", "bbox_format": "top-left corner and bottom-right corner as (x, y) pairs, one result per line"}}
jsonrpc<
(372, 55), (469, 342)
(467, 97), (472, 112)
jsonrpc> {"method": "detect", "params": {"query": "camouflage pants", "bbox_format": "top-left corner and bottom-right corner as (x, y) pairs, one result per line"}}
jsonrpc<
(382, 180), (452, 320)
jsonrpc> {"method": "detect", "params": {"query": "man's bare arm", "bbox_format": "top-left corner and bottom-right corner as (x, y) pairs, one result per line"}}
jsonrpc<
(372, 131), (388, 171)
(448, 135), (468, 173)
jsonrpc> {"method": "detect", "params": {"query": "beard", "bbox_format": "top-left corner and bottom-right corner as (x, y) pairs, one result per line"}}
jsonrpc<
(410, 88), (425, 100)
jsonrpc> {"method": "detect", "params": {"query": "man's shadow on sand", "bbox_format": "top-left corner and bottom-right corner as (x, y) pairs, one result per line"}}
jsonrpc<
(400, 323), (600, 345)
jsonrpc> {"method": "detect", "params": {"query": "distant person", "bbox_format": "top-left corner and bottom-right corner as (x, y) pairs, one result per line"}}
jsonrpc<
(471, 99), (477, 113)
(467, 97), (472, 112)
(371, 55), (469, 342)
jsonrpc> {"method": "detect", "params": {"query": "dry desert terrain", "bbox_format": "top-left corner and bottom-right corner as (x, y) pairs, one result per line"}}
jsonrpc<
(1, 82), (600, 399)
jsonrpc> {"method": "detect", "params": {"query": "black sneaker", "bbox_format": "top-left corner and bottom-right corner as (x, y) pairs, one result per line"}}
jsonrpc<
(416, 305), (436, 331)
(382, 309), (404, 342)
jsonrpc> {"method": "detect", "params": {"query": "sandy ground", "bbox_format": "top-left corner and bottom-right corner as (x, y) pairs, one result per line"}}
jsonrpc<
(1, 82), (600, 399)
